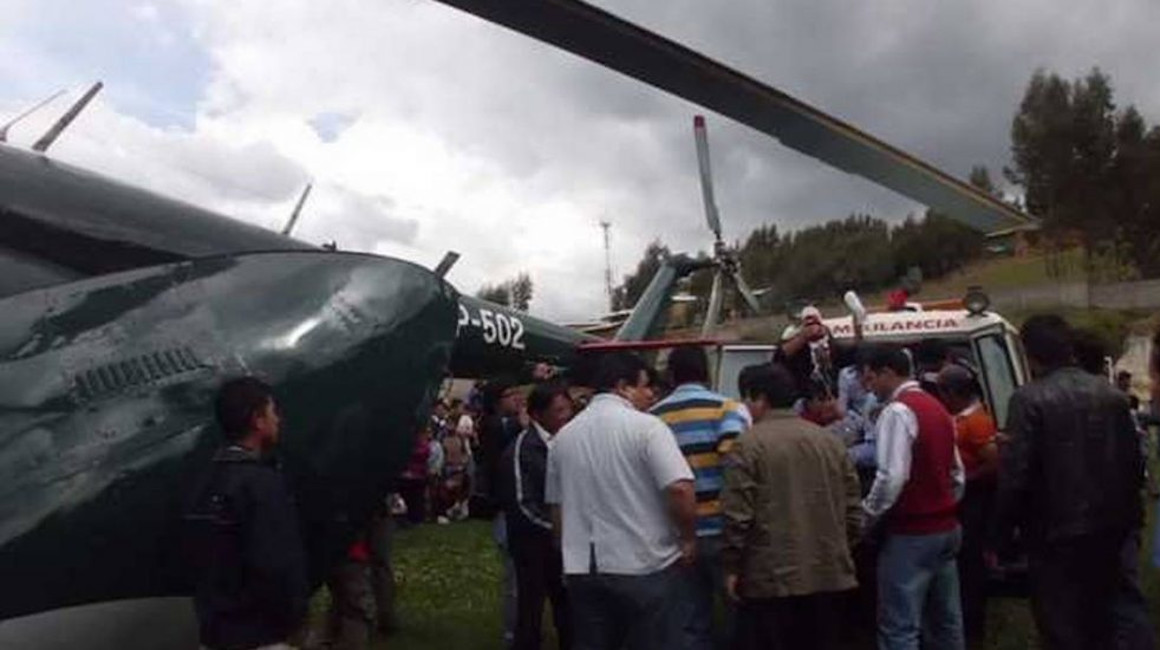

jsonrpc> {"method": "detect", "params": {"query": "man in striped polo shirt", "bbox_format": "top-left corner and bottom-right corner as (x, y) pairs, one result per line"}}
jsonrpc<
(652, 346), (751, 650)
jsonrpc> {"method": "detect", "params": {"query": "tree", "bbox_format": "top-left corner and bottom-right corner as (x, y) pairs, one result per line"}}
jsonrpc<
(1005, 69), (1076, 230)
(1004, 67), (1160, 278)
(476, 272), (534, 310)
(969, 165), (999, 197)
(509, 272), (534, 311)
(476, 283), (510, 307)
(612, 240), (671, 310)
(892, 210), (984, 281)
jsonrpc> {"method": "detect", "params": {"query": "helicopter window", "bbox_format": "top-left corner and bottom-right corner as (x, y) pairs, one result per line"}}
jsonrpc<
(716, 346), (776, 399)
(976, 334), (1018, 429)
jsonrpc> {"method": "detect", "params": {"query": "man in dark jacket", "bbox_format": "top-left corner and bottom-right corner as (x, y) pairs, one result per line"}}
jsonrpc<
(498, 380), (575, 650)
(185, 377), (309, 650)
(993, 315), (1144, 650)
(477, 376), (527, 647)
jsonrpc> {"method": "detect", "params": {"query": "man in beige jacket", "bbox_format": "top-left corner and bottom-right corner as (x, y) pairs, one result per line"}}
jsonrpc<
(722, 362), (863, 650)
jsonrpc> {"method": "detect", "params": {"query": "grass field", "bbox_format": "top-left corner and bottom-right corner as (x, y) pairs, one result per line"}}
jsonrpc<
(325, 514), (1160, 650)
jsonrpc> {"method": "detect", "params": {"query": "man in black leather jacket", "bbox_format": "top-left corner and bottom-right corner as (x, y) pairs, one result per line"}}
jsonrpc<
(993, 315), (1143, 650)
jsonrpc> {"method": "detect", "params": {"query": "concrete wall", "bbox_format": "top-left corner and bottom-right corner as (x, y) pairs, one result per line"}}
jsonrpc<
(990, 278), (1160, 311)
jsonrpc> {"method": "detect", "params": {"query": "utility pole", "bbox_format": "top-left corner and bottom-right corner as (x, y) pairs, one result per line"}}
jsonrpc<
(600, 220), (614, 311)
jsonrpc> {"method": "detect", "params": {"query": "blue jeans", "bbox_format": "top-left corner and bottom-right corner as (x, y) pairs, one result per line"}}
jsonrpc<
(568, 564), (690, 650)
(877, 527), (964, 650)
(684, 537), (733, 650)
(493, 515), (517, 646)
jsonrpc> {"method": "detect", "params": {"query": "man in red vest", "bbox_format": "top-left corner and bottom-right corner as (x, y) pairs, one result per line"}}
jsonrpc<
(860, 346), (965, 650)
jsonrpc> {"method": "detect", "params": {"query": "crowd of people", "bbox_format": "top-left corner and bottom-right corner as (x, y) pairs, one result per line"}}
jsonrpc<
(182, 311), (1160, 650)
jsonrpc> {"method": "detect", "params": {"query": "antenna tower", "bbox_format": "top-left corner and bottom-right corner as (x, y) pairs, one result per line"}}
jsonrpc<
(599, 220), (614, 311)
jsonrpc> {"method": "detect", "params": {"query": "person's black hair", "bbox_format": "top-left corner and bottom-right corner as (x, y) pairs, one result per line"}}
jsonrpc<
(915, 339), (951, 368)
(646, 366), (671, 399)
(592, 352), (649, 393)
(862, 345), (912, 377)
(482, 375), (520, 416)
(738, 362), (798, 409)
(1021, 314), (1074, 370)
(937, 364), (977, 399)
(1117, 370), (1132, 382)
(736, 363), (763, 399)
(215, 376), (274, 442)
(804, 377), (834, 402)
(1072, 328), (1108, 376)
(528, 380), (571, 416)
(668, 346), (709, 386)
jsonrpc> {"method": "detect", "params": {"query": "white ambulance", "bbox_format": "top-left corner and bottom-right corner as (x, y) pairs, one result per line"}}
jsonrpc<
(715, 289), (1028, 430)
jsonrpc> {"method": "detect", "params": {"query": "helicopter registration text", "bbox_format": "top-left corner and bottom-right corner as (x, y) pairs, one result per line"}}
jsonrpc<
(458, 304), (526, 350)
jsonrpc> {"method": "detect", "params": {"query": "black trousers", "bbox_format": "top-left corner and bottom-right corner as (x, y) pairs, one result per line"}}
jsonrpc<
(1029, 531), (1126, 650)
(957, 478), (994, 647)
(397, 478), (427, 525)
(326, 561), (373, 650)
(735, 591), (844, 650)
(568, 565), (686, 650)
(367, 510), (397, 633)
(1114, 531), (1156, 650)
(511, 533), (571, 650)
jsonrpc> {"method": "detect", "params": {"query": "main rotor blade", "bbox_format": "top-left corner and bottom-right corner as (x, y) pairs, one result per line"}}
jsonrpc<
(0, 90), (65, 143)
(434, 251), (461, 277)
(281, 182), (313, 236)
(429, 0), (1034, 233)
(700, 269), (724, 338)
(693, 115), (722, 241)
(32, 81), (102, 153)
(729, 269), (763, 316)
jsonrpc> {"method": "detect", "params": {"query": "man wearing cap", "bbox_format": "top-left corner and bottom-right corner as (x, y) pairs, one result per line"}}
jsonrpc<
(776, 299), (865, 401)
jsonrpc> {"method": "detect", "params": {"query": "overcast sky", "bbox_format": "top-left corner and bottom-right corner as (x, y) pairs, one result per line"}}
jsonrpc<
(2, 0), (1157, 320)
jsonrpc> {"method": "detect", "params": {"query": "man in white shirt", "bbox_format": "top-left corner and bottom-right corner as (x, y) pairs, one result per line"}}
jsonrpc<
(546, 352), (697, 650)
(861, 346), (965, 650)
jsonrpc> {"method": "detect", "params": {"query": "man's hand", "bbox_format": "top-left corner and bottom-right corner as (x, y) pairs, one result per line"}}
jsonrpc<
(678, 537), (697, 567)
(724, 574), (741, 603)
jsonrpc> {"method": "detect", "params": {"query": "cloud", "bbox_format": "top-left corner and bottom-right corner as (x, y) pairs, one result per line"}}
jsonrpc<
(2, 0), (1158, 322)
(309, 112), (358, 143)
(298, 184), (418, 248)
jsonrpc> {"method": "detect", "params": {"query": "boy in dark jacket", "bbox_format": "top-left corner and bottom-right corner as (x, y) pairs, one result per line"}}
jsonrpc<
(185, 377), (309, 650)
(498, 381), (574, 650)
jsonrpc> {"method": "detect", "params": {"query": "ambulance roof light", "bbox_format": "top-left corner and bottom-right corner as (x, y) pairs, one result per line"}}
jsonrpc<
(964, 286), (990, 316)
